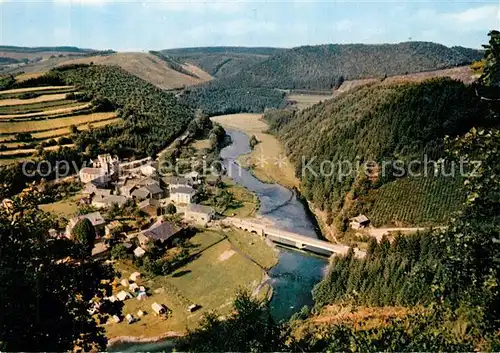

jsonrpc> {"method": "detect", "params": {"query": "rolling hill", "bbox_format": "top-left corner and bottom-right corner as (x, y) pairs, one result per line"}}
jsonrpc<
(265, 78), (491, 229)
(55, 52), (213, 90)
(212, 41), (483, 90)
(0, 45), (112, 74)
(161, 46), (285, 79)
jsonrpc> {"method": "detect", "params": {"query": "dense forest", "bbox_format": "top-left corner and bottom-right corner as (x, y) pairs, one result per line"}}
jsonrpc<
(179, 41), (482, 114)
(265, 78), (491, 227)
(162, 46), (285, 78)
(209, 41), (483, 90)
(0, 64), (193, 198)
(179, 85), (287, 115)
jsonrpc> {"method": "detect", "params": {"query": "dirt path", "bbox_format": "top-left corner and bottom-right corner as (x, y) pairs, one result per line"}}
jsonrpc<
(367, 227), (428, 241)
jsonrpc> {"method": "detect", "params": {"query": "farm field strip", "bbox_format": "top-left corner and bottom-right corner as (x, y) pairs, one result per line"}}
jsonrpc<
(0, 93), (69, 107)
(0, 112), (117, 134)
(0, 144), (75, 156)
(0, 99), (80, 115)
(0, 103), (91, 119)
(1, 107), (92, 122)
(30, 117), (120, 140)
(0, 87), (76, 99)
(0, 85), (74, 95)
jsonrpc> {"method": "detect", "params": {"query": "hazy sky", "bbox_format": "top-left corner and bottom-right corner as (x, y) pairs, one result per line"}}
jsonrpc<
(0, 1), (498, 51)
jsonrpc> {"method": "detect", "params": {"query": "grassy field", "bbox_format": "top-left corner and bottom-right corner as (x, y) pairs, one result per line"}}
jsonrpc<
(106, 229), (276, 339)
(368, 176), (465, 227)
(0, 85), (74, 95)
(192, 138), (211, 151)
(0, 93), (68, 107)
(287, 93), (333, 110)
(0, 103), (90, 119)
(0, 99), (81, 115)
(211, 113), (299, 189)
(222, 177), (259, 218)
(14, 72), (43, 82)
(0, 112), (116, 134)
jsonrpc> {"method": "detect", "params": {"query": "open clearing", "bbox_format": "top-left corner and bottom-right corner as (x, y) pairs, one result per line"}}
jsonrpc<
(0, 112), (116, 134)
(39, 194), (82, 218)
(0, 99), (80, 115)
(287, 94), (333, 110)
(212, 113), (299, 189)
(0, 93), (68, 107)
(106, 229), (276, 339)
(14, 72), (43, 82)
(0, 85), (74, 95)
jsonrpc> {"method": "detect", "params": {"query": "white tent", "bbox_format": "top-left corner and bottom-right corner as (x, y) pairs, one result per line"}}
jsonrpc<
(151, 302), (166, 315)
(129, 271), (142, 282)
(116, 290), (133, 301)
(134, 247), (146, 258)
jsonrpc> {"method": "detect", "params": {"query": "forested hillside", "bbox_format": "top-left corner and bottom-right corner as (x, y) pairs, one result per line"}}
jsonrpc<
(162, 46), (285, 78)
(179, 85), (287, 115)
(180, 41), (482, 114)
(0, 64), (193, 198)
(265, 78), (490, 227)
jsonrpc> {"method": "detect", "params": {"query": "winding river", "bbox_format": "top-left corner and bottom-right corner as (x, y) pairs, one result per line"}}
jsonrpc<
(109, 129), (328, 351)
(221, 129), (328, 321)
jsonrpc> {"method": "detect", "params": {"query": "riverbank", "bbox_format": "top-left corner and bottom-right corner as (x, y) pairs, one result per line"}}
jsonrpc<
(211, 113), (299, 190)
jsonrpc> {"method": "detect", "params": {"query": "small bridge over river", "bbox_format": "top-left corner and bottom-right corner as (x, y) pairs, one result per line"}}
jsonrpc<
(223, 217), (365, 258)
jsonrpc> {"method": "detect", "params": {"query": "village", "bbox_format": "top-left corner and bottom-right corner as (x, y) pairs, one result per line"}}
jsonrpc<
(33, 147), (277, 341)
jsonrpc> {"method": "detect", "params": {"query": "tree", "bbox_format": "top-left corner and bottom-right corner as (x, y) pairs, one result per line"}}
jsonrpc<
(249, 135), (259, 149)
(166, 203), (177, 215)
(71, 218), (96, 256)
(480, 30), (500, 88)
(0, 186), (117, 351)
(111, 243), (128, 260)
(177, 290), (284, 352)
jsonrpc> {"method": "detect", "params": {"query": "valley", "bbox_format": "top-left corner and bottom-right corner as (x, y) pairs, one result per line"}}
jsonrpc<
(0, 24), (499, 353)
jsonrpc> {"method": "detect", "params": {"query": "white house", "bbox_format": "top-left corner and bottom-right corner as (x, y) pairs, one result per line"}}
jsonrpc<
(79, 154), (119, 186)
(185, 203), (215, 226)
(170, 186), (196, 205)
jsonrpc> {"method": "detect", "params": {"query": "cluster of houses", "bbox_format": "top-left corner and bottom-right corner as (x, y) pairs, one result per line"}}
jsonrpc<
(64, 154), (218, 257)
(76, 154), (215, 227)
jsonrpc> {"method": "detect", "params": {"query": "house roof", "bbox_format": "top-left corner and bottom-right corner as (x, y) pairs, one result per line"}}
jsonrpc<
(84, 183), (98, 194)
(80, 167), (104, 176)
(170, 186), (196, 195)
(145, 183), (163, 195)
(137, 177), (159, 187)
(143, 220), (180, 242)
(188, 203), (214, 215)
(162, 176), (189, 186)
(76, 212), (105, 226)
(139, 198), (159, 209)
(134, 247), (146, 257)
(351, 215), (369, 223)
(100, 195), (127, 206)
(132, 187), (151, 199)
(94, 189), (112, 197)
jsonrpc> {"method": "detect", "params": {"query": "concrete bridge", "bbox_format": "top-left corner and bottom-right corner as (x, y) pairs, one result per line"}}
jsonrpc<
(224, 217), (365, 258)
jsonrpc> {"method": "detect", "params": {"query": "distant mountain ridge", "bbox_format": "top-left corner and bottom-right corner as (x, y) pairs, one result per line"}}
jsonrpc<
(161, 46), (286, 79)
(210, 41), (483, 90)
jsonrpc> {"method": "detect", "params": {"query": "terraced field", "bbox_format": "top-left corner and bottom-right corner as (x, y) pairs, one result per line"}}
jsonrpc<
(0, 93), (68, 107)
(0, 84), (119, 163)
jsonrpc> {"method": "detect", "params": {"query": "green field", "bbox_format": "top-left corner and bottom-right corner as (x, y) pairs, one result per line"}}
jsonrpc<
(368, 176), (465, 227)
(106, 229), (277, 340)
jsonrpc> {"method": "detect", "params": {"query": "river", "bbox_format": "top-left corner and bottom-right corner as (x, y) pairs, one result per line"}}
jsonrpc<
(109, 129), (327, 351)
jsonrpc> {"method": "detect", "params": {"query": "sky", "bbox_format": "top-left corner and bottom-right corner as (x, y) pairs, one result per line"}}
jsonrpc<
(0, 0), (498, 51)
